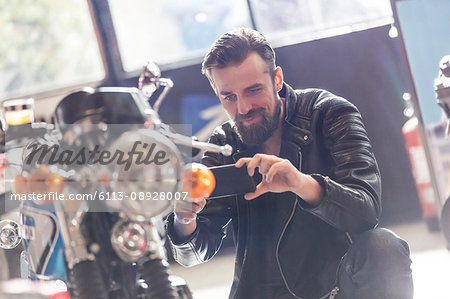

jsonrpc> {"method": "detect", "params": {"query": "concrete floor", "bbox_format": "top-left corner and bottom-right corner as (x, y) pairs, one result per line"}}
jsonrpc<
(171, 220), (450, 299)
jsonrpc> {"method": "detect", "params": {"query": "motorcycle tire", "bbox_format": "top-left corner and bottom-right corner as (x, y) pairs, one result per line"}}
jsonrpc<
(69, 260), (109, 299)
(141, 258), (179, 299)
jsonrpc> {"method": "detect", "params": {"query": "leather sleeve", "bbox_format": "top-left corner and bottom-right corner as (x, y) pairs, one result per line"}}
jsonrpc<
(165, 128), (234, 267)
(298, 95), (382, 233)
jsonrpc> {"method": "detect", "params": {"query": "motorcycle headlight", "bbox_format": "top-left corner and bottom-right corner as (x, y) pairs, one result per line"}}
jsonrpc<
(106, 129), (183, 219)
(0, 220), (21, 249)
(2, 98), (34, 128)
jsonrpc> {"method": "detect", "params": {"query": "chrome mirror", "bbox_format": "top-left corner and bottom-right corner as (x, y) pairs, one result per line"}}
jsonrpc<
(138, 61), (173, 114)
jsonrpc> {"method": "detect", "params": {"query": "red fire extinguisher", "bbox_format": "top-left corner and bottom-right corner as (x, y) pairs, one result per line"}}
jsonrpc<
(402, 116), (439, 231)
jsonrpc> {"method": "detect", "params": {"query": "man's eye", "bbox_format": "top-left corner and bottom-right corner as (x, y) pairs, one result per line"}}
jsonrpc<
(224, 95), (236, 102)
(248, 88), (261, 95)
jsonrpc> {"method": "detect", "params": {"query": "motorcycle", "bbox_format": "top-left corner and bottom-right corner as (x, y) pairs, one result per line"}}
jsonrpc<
(0, 61), (231, 298)
(435, 55), (450, 248)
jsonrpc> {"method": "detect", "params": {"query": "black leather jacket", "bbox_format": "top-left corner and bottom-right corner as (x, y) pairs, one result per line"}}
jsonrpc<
(166, 83), (381, 299)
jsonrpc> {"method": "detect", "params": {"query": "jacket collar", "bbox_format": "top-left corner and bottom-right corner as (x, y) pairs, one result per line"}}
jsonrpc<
(279, 82), (299, 122)
(280, 82), (312, 146)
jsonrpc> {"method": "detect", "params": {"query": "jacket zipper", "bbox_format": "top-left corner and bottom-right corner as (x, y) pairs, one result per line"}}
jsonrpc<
(298, 150), (303, 172)
(276, 149), (342, 299)
(275, 198), (299, 298)
(328, 286), (339, 299)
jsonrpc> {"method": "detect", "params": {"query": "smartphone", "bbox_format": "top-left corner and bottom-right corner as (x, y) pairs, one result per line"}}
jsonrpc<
(208, 164), (256, 199)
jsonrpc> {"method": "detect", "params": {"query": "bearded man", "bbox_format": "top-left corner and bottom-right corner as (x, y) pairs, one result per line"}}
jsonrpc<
(166, 28), (413, 299)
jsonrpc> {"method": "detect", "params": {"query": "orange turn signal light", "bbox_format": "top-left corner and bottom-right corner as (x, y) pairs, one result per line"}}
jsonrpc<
(12, 173), (29, 195)
(13, 166), (64, 197)
(30, 166), (64, 194)
(183, 163), (215, 199)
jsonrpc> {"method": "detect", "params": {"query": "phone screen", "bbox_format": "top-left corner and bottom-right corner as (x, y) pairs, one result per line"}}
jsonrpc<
(208, 164), (256, 199)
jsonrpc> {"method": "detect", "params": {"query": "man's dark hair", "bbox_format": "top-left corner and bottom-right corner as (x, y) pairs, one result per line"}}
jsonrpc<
(202, 28), (276, 81)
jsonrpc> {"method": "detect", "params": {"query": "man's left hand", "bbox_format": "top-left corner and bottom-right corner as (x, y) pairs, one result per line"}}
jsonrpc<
(235, 154), (301, 200)
(235, 154), (323, 206)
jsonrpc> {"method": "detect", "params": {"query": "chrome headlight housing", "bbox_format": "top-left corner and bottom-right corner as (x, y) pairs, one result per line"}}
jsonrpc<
(105, 129), (183, 219)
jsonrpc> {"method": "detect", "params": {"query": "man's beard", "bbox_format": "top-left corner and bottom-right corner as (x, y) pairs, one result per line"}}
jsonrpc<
(233, 96), (282, 146)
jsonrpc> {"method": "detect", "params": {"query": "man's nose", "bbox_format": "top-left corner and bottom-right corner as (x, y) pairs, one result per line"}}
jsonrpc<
(236, 98), (252, 115)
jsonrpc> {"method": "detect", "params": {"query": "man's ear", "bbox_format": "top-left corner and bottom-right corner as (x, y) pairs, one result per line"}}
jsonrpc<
(274, 67), (283, 92)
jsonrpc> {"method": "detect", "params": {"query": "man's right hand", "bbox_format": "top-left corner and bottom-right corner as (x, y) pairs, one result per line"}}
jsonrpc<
(174, 196), (207, 224)
(173, 196), (207, 239)
(174, 162), (215, 239)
